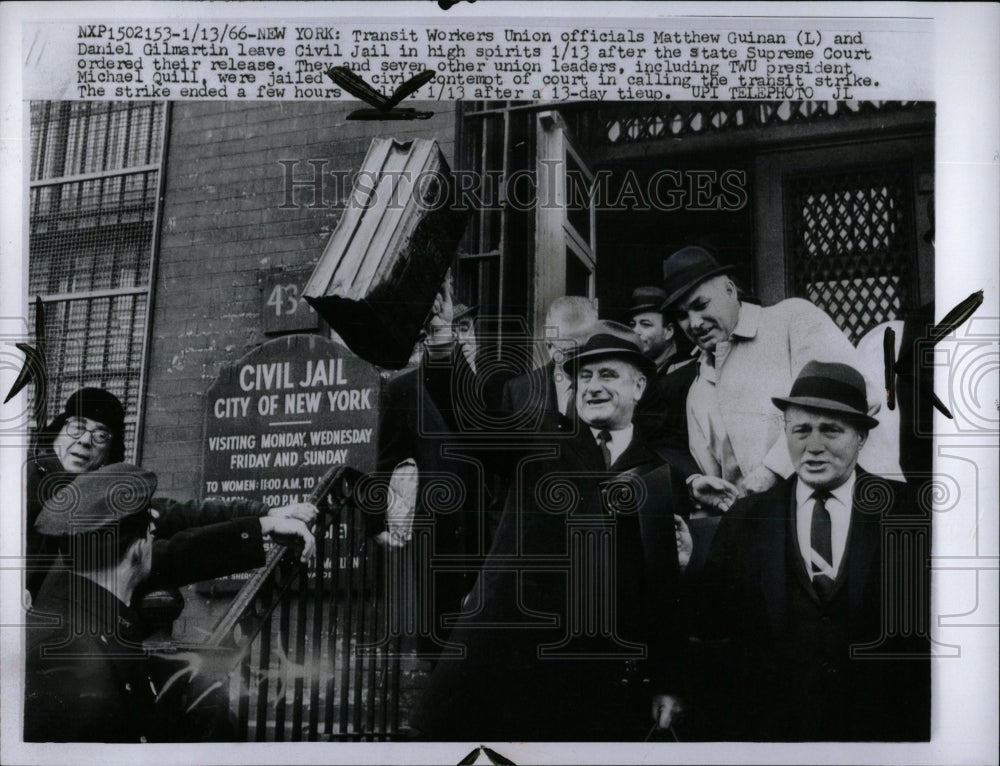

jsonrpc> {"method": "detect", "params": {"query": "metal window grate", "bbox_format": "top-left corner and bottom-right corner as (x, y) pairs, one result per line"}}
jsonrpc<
(566, 100), (932, 149)
(28, 101), (166, 457)
(30, 102), (164, 180)
(785, 167), (914, 343)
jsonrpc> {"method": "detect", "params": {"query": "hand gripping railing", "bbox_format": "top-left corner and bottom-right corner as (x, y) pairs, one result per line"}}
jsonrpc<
(167, 465), (401, 741)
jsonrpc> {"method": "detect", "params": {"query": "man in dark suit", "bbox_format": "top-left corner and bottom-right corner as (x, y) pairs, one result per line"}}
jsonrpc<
(627, 285), (699, 477)
(499, 295), (598, 430)
(413, 321), (689, 741)
(373, 301), (491, 653)
(696, 360), (930, 741)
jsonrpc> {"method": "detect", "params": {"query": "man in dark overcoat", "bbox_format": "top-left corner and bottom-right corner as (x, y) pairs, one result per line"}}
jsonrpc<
(24, 463), (316, 742)
(373, 304), (492, 653)
(696, 360), (931, 741)
(413, 321), (689, 741)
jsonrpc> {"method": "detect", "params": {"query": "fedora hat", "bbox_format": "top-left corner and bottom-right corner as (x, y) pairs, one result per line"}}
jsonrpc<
(626, 286), (667, 317)
(662, 246), (736, 309)
(35, 462), (156, 536)
(564, 320), (657, 380)
(772, 360), (879, 429)
(452, 303), (479, 323)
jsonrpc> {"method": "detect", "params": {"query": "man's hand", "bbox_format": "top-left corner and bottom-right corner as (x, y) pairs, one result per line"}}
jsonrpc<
(674, 515), (693, 572)
(739, 465), (780, 496)
(267, 502), (318, 525)
(688, 474), (739, 513)
(259, 517), (316, 563)
(651, 694), (684, 730)
(376, 459), (418, 548)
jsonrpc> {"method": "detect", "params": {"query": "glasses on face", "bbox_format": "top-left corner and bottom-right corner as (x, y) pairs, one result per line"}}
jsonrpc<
(64, 418), (113, 446)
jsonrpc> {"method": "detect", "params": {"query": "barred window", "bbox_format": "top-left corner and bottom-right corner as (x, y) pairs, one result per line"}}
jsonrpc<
(785, 166), (916, 344)
(28, 101), (167, 458)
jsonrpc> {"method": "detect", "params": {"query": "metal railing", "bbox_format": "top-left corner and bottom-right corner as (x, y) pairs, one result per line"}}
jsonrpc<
(188, 466), (403, 741)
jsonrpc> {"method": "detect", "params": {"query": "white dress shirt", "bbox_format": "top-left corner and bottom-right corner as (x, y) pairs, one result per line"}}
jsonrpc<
(589, 424), (634, 468)
(795, 471), (856, 580)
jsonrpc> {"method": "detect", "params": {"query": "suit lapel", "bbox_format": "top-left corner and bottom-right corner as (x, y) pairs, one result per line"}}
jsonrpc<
(611, 431), (658, 473)
(540, 361), (558, 415)
(759, 478), (793, 633)
(846, 470), (883, 614)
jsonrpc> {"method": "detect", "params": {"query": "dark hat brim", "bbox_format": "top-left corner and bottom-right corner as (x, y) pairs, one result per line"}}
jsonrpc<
(565, 347), (658, 381)
(453, 304), (479, 322)
(626, 302), (666, 317)
(771, 395), (880, 429)
(663, 264), (735, 310)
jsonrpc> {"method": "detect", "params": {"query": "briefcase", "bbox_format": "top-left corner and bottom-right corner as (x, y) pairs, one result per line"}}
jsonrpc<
(304, 137), (467, 369)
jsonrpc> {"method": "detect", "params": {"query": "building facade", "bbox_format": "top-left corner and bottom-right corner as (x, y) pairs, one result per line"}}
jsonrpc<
(29, 99), (933, 497)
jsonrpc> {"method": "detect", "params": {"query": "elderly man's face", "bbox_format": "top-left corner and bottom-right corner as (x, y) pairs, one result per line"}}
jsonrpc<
(577, 358), (646, 430)
(785, 405), (867, 491)
(673, 276), (741, 353)
(628, 311), (672, 360)
(53, 416), (113, 473)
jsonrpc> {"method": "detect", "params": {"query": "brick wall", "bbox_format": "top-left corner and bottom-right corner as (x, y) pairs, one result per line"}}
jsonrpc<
(142, 100), (456, 496)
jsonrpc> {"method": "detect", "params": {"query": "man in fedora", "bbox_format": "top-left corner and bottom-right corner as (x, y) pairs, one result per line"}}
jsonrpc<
(660, 246), (880, 506)
(693, 361), (930, 741)
(24, 463), (317, 742)
(413, 321), (689, 741)
(626, 285), (699, 476)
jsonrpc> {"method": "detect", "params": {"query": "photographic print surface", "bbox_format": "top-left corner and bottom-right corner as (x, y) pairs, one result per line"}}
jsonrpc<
(1, 3), (997, 765)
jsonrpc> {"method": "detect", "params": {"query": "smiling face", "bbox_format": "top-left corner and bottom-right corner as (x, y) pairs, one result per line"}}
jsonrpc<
(628, 311), (673, 361)
(784, 405), (867, 491)
(576, 357), (646, 430)
(52, 416), (113, 474)
(673, 276), (741, 353)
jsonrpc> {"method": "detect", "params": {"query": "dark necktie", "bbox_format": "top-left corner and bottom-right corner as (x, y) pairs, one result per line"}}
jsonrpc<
(596, 430), (612, 469)
(810, 490), (835, 599)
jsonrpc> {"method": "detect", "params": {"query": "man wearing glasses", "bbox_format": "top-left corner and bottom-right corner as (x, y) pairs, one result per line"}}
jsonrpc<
(25, 388), (317, 602)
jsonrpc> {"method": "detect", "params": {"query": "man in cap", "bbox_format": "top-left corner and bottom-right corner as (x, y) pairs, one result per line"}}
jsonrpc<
(26, 387), (317, 600)
(626, 285), (699, 476)
(694, 361), (929, 740)
(413, 321), (689, 741)
(661, 246), (880, 506)
(24, 463), (317, 742)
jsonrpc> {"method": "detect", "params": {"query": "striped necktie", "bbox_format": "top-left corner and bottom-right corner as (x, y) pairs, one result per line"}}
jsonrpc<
(596, 430), (612, 469)
(810, 490), (835, 599)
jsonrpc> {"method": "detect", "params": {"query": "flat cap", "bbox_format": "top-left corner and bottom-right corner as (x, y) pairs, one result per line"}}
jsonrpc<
(35, 463), (156, 536)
